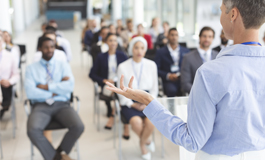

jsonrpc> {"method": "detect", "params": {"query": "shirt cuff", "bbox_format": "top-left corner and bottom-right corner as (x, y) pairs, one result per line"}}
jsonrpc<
(143, 99), (164, 119)
(48, 83), (56, 92)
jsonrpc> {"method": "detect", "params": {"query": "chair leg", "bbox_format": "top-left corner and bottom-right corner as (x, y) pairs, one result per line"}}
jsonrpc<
(117, 104), (122, 160)
(0, 134), (3, 159)
(93, 94), (97, 124)
(97, 96), (100, 132)
(76, 141), (80, 160)
(20, 71), (24, 101)
(11, 93), (17, 139)
(31, 143), (34, 160)
(113, 111), (116, 149)
(161, 134), (164, 158)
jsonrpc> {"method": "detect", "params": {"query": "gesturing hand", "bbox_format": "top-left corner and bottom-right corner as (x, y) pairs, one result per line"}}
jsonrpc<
(106, 75), (154, 105)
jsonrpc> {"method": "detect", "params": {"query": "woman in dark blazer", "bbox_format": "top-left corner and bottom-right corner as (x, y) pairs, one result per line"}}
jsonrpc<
(89, 33), (128, 130)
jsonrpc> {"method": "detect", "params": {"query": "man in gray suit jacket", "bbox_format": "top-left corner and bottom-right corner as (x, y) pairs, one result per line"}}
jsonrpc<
(181, 27), (219, 94)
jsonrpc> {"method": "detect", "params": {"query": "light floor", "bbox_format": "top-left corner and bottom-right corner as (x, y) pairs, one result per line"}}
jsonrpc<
(0, 17), (180, 160)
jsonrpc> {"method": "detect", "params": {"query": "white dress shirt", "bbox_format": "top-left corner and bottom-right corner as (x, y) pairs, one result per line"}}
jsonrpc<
(117, 58), (158, 107)
(197, 47), (212, 63)
(56, 37), (72, 62)
(108, 54), (117, 81)
(33, 49), (67, 63)
(8, 45), (21, 68)
(168, 44), (180, 65)
(0, 49), (20, 85)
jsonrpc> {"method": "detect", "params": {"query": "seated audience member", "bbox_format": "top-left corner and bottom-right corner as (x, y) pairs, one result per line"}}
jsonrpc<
(156, 21), (170, 49)
(3, 31), (21, 68)
(181, 27), (219, 94)
(34, 31), (67, 63)
(90, 26), (110, 63)
(109, 24), (123, 48)
(213, 29), (229, 52)
(37, 26), (72, 62)
(41, 23), (47, 33)
(0, 35), (20, 119)
(81, 19), (91, 49)
(120, 19), (135, 51)
(116, 19), (124, 35)
(149, 17), (163, 44)
(155, 28), (190, 97)
(84, 19), (99, 52)
(25, 37), (84, 160)
(133, 24), (153, 49)
(89, 33), (127, 118)
(117, 37), (157, 160)
(91, 19), (107, 45)
(36, 25), (56, 50)
(49, 20), (64, 37)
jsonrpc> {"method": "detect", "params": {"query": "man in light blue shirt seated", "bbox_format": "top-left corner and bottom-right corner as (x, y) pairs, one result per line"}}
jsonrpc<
(25, 37), (84, 160)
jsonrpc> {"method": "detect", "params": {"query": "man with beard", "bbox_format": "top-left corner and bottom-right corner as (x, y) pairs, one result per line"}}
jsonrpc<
(213, 29), (229, 52)
(181, 27), (218, 94)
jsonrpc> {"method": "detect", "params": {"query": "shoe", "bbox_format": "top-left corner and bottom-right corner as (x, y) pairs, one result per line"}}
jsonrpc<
(104, 126), (112, 130)
(104, 115), (114, 130)
(146, 141), (155, 152)
(0, 109), (5, 120)
(141, 152), (151, 160)
(61, 154), (73, 160)
(122, 135), (130, 140)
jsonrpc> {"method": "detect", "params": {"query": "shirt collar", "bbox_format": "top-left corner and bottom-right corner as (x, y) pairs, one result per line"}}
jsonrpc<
(167, 44), (180, 53)
(40, 55), (55, 66)
(217, 44), (265, 59)
(197, 47), (212, 57)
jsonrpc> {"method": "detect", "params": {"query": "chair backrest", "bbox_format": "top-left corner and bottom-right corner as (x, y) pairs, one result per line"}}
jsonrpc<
(17, 44), (26, 56)
(179, 42), (187, 48)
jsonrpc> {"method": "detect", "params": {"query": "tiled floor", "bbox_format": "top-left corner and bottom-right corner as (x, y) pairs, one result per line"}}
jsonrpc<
(0, 17), (181, 160)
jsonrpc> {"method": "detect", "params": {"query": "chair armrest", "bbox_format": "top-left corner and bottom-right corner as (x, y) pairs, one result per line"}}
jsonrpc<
(73, 96), (80, 113)
(24, 99), (31, 117)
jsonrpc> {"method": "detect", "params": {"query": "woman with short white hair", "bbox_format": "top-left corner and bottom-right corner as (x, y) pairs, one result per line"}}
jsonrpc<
(117, 37), (158, 160)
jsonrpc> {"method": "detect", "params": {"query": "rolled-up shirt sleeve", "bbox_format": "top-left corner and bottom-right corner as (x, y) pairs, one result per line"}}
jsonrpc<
(143, 69), (216, 153)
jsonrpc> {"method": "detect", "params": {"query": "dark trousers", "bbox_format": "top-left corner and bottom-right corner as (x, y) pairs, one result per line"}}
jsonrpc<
(1, 85), (13, 110)
(163, 80), (182, 97)
(27, 102), (84, 160)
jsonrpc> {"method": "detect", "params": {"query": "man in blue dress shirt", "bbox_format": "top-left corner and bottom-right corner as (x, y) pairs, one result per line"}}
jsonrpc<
(106, 0), (265, 159)
(25, 37), (84, 160)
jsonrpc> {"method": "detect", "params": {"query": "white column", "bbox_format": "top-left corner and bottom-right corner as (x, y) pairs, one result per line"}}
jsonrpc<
(87, 0), (93, 19)
(133, 0), (144, 26)
(0, 0), (12, 33)
(13, 0), (26, 34)
(183, 0), (196, 35)
(112, 0), (122, 22)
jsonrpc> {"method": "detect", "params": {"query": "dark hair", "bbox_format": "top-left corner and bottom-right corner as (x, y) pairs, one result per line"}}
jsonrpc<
(168, 28), (178, 35)
(199, 27), (215, 38)
(223, 0), (265, 29)
(39, 37), (54, 48)
(42, 30), (56, 38)
(45, 25), (57, 32)
(163, 21), (169, 26)
(126, 18), (133, 24)
(100, 26), (109, 33)
(106, 33), (117, 41)
(108, 24), (114, 28)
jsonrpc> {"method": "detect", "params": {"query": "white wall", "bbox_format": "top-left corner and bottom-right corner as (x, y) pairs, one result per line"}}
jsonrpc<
(24, 0), (39, 27)
(13, 0), (26, 34)
(0, 0), (12, 33)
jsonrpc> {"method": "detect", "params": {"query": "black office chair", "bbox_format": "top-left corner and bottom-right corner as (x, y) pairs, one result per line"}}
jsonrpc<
(145, 49), (157, 61)
(24, 93), (80, 160)
(179, 42), (187, 48)
(93, 82), (116, 131)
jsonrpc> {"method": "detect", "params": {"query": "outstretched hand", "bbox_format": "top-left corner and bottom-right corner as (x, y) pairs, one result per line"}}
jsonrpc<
(106, 75), (154, 106)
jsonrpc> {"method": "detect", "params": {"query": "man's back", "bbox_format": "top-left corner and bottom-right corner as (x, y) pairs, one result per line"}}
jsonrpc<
(197, 44), (265, 155)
